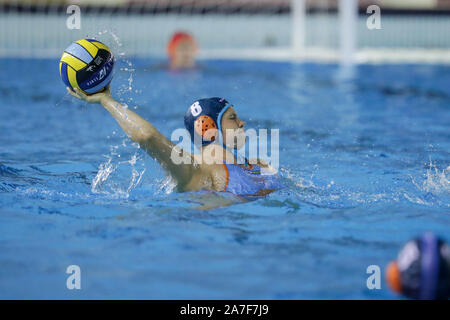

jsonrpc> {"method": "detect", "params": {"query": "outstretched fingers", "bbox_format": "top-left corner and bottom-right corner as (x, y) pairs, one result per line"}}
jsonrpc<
(67, 87), (103, 104)
(74, 87), (89, 100)
(67, 87), (85, 100)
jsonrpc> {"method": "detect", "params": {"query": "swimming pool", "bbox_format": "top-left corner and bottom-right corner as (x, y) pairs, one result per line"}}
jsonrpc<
(0, 57), (449, 299)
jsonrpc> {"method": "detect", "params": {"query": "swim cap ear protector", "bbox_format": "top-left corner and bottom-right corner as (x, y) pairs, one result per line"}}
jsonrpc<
(184, 97), (231, 146)
(386, 232), (450, 300)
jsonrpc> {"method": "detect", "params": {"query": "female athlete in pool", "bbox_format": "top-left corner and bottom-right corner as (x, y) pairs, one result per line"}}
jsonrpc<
(67, 86), (281, 196)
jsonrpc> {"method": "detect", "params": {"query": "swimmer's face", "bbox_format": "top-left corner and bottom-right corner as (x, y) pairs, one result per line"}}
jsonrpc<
(171, 39), (197, 69)
(221, 106), (246, 150)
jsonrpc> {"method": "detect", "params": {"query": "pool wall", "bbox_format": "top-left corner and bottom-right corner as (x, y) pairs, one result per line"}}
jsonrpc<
(1, 12), (450, 63)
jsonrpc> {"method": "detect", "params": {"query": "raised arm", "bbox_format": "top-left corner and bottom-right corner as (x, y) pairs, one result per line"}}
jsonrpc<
(67, 87), (197, 188)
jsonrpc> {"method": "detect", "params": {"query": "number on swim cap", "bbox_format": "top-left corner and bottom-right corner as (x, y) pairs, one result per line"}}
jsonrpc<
(190, 101), (202, 117)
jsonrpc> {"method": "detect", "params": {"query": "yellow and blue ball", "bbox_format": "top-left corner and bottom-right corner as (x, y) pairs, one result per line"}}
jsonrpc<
(59, 39), (114, 94)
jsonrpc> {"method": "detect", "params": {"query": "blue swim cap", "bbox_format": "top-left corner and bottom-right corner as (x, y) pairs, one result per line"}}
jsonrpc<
(184, 97), (231, 146)
(387, 232), (450, 300)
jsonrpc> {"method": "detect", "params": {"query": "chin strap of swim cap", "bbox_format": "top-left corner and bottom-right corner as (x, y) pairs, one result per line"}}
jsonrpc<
(216, 102), (230, 146)
(216, 104), (249, 166)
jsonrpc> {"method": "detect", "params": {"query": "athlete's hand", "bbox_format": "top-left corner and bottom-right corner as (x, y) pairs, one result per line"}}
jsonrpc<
(67, 86), (111, 104)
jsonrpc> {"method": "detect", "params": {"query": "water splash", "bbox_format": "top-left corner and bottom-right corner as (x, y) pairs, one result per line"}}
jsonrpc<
(91, 138), (147, 198)
(79, 31), (144, 198)
(411, 160), (450, 196)
(280, 161), (450, 210)
(163, 175), (178, 194)
(127, 154), (146, 194)
(94, 30), (136, 106)
(91, 157), (116, 194)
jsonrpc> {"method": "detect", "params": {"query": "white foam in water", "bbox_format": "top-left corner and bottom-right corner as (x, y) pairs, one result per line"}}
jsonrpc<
(159, 176), (177, 195)
(411, 161), (450, 196)
(402, 160), (450, 208)
(127, 154), (146, 194)
(280, 160), (450, 209)
(92, 128), (149, 197)
(91, 112), (147, 198)
(91, 151), (147, 198)
(91, 157), (116, 194)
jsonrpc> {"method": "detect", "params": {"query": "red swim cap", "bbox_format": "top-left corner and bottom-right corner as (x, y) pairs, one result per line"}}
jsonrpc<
(167, 31), (197, 58)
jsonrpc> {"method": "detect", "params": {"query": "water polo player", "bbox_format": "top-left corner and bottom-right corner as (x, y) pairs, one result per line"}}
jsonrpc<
(67, 87), (281, 196)
(386, 232), (450, 300)
(167, 31), (198, 70)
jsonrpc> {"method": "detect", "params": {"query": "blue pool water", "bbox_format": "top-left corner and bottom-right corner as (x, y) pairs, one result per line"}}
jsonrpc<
(0, 56), (449, 299)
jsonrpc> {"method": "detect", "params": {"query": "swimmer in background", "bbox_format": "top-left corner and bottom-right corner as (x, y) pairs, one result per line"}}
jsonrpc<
(145, 31), (199, 72)
(67, 87), (281, 197)
(167, 31), (198, 70)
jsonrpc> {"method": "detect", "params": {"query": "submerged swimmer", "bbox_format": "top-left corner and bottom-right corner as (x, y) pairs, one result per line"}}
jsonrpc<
(67, 87), (281, 196)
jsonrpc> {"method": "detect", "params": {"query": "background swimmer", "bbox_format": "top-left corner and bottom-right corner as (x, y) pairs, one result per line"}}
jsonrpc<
(167, 31), (198, 70)
(67, 86), (280, 196)
(144, 31), (200, 72)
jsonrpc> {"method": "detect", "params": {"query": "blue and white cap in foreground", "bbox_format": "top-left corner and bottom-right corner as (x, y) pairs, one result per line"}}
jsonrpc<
(386, 232), (450, 300)
(184, 97), (231, 147)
